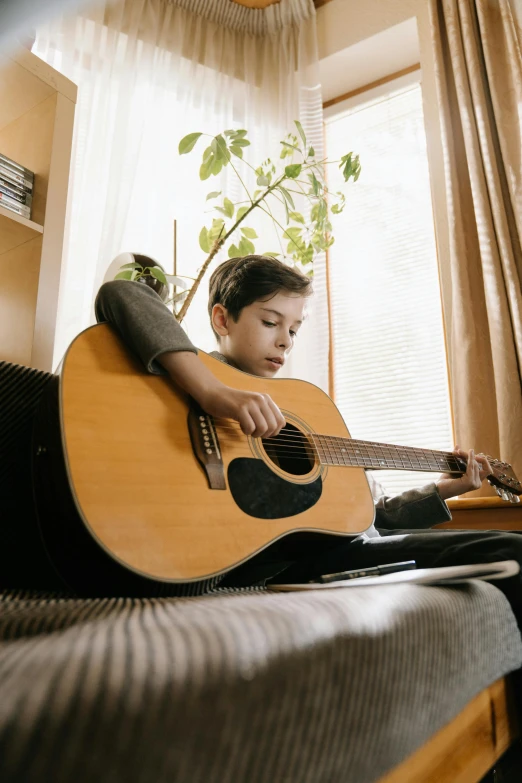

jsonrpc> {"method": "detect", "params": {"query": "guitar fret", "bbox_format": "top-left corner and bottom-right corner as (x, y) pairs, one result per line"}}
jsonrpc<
(312, 436), (469, 476)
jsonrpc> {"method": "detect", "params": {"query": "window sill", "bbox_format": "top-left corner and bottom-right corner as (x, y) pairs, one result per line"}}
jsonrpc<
(436, 497), (522, 531)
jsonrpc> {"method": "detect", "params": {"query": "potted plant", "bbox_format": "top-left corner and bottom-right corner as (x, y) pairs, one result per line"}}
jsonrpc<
(115, 121), (360, 321)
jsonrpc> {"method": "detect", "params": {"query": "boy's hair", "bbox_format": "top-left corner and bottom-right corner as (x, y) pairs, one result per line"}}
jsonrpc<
(208, 255), (312, 339)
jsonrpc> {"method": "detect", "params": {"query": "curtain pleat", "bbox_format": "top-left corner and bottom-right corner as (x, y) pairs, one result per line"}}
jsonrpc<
(428, 0), (522, 491)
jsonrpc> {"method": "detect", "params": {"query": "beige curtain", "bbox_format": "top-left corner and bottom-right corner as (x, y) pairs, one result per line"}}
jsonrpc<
(428, 0), (522, 492)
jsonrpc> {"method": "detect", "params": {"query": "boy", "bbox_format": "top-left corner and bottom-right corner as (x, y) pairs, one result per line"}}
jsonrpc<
(95, 255), (522, 614)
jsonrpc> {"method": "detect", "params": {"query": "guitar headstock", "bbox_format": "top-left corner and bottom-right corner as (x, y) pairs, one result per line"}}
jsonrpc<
(487, 456), (522, 503)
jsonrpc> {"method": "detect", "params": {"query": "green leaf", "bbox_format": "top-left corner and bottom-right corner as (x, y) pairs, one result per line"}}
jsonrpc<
(114, 270), (134, 280)
(211, 134), (227, 161)
(178, 132), (202, 155)
(309, 171), (320, 195)
(294, 120), (307, 148)
(223, 198), (235, 219)
(283, 197), (290, 225)
(150, 267), (168, 285)
(331, 203), (342, 214)
(118, 261), (143, 269)
(257, 174), (270, 187)
(301, 243), (314, 265)
(199, 226), (210, 253)
(241, 227), (258, 239)
(228, 243), (240, 258)
(308, 146), (315, 158)
(238, 236), (255, 256)
(281, 140), (300, 152)
(236, 206), (250, 221)
(208, 218), (225, 243)
(284, 163), (302, 179)
(289, 211), (305, 224)
(277, 185), (295, 210)
(200, 159), (213, 180)
(211, 156), (224, 176)
(206, 191), (221, 201)
(230, 146), (243, 159)
(214, 206), (228, 216)
(263, 252), (281, 258)
(340, 152), (361, 182)
(285, 226), (303, 240)
(225, 129), (247, 138)
(231, 138), (250, 147)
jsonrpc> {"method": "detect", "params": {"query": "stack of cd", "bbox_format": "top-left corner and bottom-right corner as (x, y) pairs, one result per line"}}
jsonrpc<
(0, 153), (34, 220)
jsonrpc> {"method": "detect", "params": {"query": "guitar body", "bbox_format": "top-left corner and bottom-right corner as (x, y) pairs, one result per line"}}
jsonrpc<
(32, 324), (374, 595)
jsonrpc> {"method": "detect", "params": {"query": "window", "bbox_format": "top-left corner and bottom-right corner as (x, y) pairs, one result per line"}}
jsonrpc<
(325, 75), (453, 496)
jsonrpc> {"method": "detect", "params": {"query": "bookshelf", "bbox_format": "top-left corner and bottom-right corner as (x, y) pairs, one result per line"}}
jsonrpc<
(0, 48), (76, 371)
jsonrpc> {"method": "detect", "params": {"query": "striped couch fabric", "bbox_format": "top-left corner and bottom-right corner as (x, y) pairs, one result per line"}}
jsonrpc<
(0, 583), (521, 783)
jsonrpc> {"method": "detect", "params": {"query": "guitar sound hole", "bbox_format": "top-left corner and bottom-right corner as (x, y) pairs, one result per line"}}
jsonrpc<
(262, 423), (314, 476)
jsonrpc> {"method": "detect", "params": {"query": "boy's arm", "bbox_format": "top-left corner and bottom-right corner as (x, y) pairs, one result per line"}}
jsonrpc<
(368, 474), (452, 531)
(95, 280), (197, 373)
(95, 281), (285, 437)
(369, 448), (493, 531)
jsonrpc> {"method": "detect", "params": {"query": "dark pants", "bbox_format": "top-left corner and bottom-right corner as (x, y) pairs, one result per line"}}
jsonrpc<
(223, 528), (522, 631)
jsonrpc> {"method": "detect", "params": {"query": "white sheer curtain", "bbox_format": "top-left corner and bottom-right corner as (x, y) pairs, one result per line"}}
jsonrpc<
(32, 0), (327, 388)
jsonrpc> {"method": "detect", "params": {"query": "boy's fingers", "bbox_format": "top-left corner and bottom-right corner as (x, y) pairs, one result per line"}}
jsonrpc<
(476, 453), (493, 476)
(247, 405), (271, 438)
(238, 410), (257, 436)
(258, 401), (278, 438)
(265, 396), (286, 435)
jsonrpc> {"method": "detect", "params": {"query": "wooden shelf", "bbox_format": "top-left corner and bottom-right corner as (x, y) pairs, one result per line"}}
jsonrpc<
(0, 49), (76, 370)
(0, 204), (43, 255)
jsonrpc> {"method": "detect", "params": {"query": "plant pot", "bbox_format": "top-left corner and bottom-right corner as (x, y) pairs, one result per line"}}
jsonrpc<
(133, 254), (169, 302)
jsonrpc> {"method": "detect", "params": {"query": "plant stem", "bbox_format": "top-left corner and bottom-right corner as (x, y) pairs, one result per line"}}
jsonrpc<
(176, 177), (284, 322)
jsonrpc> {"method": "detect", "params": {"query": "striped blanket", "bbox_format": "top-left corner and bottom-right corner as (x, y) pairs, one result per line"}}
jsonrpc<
(0, 582), (521, 783)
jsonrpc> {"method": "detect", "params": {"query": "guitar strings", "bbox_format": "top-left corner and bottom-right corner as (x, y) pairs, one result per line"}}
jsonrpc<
(211, 417), (461, 455)
(206, 421), (466, 470)
(211, 417), (462, 454)
(209, 419), (466, 465)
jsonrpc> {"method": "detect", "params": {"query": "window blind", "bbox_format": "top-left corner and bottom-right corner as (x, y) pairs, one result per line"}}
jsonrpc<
(325, 82), (453, 496)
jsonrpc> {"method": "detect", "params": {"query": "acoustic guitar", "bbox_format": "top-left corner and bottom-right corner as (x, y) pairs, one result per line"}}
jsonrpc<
(32, 324), (521, 596)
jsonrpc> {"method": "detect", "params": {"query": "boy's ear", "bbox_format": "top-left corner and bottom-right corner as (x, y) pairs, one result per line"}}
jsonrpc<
(211, 304), (230, 337)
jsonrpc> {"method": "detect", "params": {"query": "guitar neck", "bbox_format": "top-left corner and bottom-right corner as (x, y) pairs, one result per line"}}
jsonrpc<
(312, 435), (467, 474)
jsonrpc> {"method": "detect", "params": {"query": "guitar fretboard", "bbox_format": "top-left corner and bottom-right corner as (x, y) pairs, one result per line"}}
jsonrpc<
(312, 435), (466, 474)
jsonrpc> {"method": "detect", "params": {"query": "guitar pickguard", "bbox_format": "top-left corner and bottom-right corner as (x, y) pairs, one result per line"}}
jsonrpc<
(228, 458), (322, 519)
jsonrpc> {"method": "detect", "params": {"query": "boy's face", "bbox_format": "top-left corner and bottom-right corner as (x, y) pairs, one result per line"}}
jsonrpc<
(212, 291), (307, 377)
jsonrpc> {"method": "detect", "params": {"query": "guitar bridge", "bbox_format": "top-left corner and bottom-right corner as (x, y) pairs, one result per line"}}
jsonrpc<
(187, 402), (226, 490)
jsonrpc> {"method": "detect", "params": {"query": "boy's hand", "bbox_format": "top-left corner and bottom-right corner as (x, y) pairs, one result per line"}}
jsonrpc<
(199, 384), (286, 438)
(158, 350), (285, 438)
(436, 446), (493, 500)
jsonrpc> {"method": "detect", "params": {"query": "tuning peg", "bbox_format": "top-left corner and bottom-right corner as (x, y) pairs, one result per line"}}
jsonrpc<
(495, 486), (503, 497)
(501, 489), (512, 502)
(512, 494), (521, 504)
